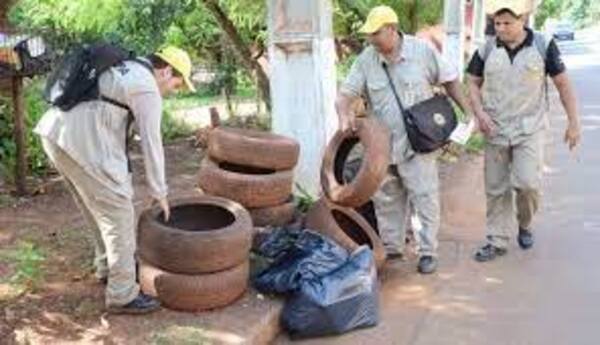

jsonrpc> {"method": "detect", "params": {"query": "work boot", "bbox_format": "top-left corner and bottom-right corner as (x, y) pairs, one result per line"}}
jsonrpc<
(517, 228), (534, 250)
(417, 255), (437, 274)
(474, 244), (507, 262)
(108, 293), (161, 315)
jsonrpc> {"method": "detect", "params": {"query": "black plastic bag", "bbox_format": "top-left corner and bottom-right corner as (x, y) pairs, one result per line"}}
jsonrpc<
(282, 246), (380, 338)
(254, 229), (349, 294)
(254, 227), (304, 263)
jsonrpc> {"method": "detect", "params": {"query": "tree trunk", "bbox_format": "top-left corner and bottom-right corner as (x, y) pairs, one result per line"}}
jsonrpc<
(201, 0), (271, 111)
(410, 0), (419, 33)
(12, 76), (27, 196)
(222, 86), (235, 119)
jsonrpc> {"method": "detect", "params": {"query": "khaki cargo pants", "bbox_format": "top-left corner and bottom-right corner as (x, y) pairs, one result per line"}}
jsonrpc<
(42, 139), (139, 307)
(372, 152), (440, 257)
(485, 132), (544, 249)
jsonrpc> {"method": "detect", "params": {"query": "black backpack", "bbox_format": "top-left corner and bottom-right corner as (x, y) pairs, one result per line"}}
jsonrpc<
(44, 42), (153, 172)
(45, 42), (140, 111)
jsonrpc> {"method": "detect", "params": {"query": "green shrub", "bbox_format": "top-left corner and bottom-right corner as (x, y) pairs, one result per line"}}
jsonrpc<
(294, 183), (316, 214)
(0, 78), (50, 183)
(161, 109), (195, 143)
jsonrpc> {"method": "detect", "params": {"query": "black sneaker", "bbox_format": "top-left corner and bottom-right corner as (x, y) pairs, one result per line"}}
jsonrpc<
(517, 228), (534, 250)
(386, 252), (405, 261)
(417, 255), (437, 274)
(474, 244), (507, 262)
(108, 293), (161, 315)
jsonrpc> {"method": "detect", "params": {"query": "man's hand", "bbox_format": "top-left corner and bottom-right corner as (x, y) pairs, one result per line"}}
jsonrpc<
(475, 110), (497, 137)
(153, 197), (170, 222)
(335, 92), (359, 133)
(564, 120), (581, 151)
(552, 73), (580, 151)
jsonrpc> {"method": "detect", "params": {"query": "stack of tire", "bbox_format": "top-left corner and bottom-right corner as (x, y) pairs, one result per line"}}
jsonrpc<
(137, 196), (253, 312)
(198, 127), (301, 228)
(306, 117), (390, 271)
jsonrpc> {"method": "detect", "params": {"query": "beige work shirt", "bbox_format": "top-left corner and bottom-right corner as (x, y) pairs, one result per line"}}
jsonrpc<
(480, 38), (548, 146)
(341, 34), (458, 162)
(35, 59), (167, 199)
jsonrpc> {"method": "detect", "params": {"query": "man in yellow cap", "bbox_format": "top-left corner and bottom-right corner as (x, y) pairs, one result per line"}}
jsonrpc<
(467, 2), (580, 261)
(35, 45), (195, 313)
(336, 6), (472, 274)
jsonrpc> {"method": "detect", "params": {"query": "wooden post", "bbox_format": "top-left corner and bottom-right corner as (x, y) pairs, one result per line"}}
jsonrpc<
(12, 76), (27, 196)
(268, 0), (338, 196)
(209, 107), (221, 127)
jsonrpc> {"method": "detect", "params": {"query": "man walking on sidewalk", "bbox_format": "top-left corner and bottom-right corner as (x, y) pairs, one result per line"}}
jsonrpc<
(336, 5), (472, 274)
(467, 1), (580, 262)
(35, 46), (196, 313)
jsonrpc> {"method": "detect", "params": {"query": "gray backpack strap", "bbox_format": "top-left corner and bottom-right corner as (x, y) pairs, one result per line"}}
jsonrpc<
(479, 37), (496, 62)
(532, 31), (550, 110)
(532, 31), (550, 60)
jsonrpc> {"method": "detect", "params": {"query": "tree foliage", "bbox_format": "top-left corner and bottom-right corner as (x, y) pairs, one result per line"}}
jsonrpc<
(535, 0), (600, 29)
(2, 0), (447, 183)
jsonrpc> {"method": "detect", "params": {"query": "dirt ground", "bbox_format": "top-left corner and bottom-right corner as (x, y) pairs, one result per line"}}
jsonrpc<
(0, 135), (484, 344)
(0, 138), (206, 344)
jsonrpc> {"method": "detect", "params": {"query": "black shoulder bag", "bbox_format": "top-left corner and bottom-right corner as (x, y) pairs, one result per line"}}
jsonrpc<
(381, 62), (457, 153)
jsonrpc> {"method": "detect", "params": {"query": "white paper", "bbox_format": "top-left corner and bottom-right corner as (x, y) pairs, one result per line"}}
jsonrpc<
(449, 118), (476, 145)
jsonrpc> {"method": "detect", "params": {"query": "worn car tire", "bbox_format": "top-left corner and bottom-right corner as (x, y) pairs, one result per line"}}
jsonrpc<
(139, 259), (249, 312)
(198, 158), (294, 208)
(305, 198), (386, 270)
(138, 196), (252, 274)
(208, 127), (300, 171)
(248, 197), (296, 227)
(321, 117), (390, 208)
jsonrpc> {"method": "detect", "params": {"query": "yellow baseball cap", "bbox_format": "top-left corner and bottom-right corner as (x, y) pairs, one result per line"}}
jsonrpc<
(359, 5), (399, 34)
(486, 0), (533, 16)
(156, 46), (196, 92)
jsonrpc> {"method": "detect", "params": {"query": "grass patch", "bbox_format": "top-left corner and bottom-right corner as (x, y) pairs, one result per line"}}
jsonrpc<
(0, 241), (46, 295)
(164, 90), (221, 111)
(161, 110), (196, 143)
(164, 87), (258, 113)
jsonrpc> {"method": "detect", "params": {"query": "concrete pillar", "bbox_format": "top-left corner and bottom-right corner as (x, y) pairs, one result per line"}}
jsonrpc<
(443, 0), (467, 79)
(529, 0), (543, 29)
(268, 0), (338, 196)
(472, 0), (486, 50)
